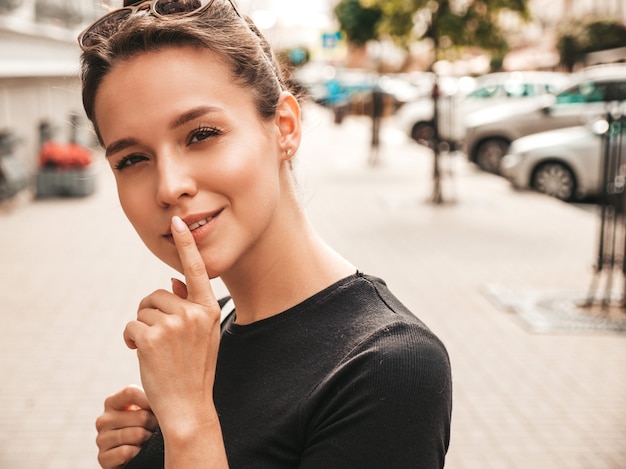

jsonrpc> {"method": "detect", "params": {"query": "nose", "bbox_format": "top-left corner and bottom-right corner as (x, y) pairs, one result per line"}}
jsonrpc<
(156, 153), (197, 207)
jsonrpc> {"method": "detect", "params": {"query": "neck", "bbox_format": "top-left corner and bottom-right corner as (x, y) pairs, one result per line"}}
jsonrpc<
(221, 209), (355, 325)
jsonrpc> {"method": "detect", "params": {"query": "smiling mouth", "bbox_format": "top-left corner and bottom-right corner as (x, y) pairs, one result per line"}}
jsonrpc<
(188, 216), (213, 231)
(164, 209), (223, 241)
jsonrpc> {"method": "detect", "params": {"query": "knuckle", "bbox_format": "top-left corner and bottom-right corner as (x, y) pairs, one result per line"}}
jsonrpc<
(95, 413), (109, 433)
(119, 385), (140, 402)
(186, 257), (208, 278)
(123, 444), (141, 460)
(137, 409), (157, 429)
(179, 234), (196, 249)
(180, 304), (211, 326)
(95, 429), (106, 448)
(117, 445), (141, 467)
(121, 426), (146, 445)
(96, 451), (109, 468)
(103, 392), (116, 408)
(139, 289), (167, 307)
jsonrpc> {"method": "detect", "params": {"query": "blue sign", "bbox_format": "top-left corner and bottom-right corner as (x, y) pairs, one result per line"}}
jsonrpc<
(322, 31), (342, 49)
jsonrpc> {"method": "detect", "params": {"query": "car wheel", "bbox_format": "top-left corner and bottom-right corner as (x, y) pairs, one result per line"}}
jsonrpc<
(411, 121), (435, 147)
(475, 138), (509, 174)
(531, 161), (576, 201)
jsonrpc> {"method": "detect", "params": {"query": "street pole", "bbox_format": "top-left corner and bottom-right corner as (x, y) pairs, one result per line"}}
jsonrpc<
(427, 4), (443, 204)
(430, 76), (443, 204)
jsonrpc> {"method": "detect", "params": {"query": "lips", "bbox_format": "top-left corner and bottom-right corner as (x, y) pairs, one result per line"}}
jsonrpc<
(182, 209), (223, 231)
(164, 209), (224, 239)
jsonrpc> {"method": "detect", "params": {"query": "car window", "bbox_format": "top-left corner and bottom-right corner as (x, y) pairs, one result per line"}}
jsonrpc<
(546, 82), (563, 94)
(504, 83), (536, 97)
(467, 79), (562, 99)
(556, 81), (613, 104)
(467, 84), (499, 98)
(606, 81), (626, 101)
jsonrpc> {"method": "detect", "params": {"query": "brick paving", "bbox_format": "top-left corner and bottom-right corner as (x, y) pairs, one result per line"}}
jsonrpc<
(0, 104), (624, 468)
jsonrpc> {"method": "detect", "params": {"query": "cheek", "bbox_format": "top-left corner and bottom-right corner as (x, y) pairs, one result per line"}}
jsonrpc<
(233, 156), (280, 205)
(236, 171), (282, 236)
(115, 179), (154, 235)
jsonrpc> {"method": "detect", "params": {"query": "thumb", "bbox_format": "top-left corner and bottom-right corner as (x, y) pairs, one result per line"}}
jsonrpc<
(171, 278), (188, 299)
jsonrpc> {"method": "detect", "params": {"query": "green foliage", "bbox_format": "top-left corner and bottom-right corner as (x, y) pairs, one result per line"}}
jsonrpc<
(333, 0), (383, 46)
(339, 0), (530, 69)
(361, 0), (422, 43)
(557, 20), (626, 71)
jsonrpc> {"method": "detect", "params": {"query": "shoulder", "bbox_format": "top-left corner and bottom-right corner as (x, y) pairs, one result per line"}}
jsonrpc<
(333, 274), (452, 400)
(348, 319), (451, 395)
(319, 273), (451, 394)
(304, 285), (452, 467)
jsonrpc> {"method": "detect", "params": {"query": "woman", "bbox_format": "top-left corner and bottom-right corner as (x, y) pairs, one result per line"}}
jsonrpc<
(79, 1), (452, 468)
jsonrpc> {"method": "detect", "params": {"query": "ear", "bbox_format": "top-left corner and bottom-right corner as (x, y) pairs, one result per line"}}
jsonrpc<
(275, 91), (302, 161)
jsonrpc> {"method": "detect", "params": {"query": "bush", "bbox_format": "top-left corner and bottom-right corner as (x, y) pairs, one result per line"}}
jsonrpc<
(557, 20), (626, 71)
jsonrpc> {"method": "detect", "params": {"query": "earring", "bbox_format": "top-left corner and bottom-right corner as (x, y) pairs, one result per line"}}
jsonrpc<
(286, 148), (293, 157)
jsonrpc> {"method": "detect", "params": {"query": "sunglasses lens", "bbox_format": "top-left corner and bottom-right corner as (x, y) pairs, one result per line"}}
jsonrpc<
(154, 0), (212, 16)
(81, 9), (133, 48)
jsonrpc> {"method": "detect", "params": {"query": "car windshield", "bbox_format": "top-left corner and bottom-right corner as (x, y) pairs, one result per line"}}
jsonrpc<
(555, 80), (626, 104)
(466, 80), (563, 99)
(503, 83), (537, 97)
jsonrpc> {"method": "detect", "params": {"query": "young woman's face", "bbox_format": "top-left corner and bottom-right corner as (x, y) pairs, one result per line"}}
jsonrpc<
(95, 47), (289, 276)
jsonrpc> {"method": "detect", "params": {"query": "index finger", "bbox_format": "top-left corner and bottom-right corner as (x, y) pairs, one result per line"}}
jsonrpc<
(171, 215), (216, 306)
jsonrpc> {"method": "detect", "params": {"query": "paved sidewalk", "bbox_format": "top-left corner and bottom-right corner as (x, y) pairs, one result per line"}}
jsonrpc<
(0, 104), (624, 468)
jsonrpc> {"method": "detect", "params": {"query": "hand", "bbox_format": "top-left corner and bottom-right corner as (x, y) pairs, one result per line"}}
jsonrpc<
(123, 215), (222, 429)
(95, 385), (158, 469)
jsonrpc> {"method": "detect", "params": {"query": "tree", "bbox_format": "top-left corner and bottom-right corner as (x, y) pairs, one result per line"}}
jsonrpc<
(333, 0), (531, 204)
(361, 0), (529, 70)
(557, 20), (626, 72)
(333, 0), (383, 47)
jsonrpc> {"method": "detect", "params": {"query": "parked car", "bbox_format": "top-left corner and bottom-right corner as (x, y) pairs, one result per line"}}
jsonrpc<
(394, 71), (568, 148)
(500, 120), (623, 201)
(293, 64), (423, 123)
(465, 64), (626, 174)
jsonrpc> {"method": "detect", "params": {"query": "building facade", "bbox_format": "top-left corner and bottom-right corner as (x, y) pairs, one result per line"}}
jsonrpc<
(0, 0), (108, 176)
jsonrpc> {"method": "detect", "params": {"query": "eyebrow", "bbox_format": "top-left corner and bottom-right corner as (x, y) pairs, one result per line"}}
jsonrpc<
(104, 106), (224, 157)
(105, 138), (139, 158)
(169, 105), (224, 130)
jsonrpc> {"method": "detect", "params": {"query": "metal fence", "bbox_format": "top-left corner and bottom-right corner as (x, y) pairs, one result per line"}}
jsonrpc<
(586, 103), (626, 308)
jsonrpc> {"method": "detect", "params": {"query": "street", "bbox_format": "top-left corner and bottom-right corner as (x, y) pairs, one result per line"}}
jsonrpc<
(0, 103), (624, 469)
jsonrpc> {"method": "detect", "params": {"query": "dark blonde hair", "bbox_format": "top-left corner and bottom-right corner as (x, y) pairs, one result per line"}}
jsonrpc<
(80, 0), (288, 143)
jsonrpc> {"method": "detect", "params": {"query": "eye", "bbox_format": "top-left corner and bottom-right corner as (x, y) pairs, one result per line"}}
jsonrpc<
(113, 153), (149, 171)
(188, 126), (222, 145)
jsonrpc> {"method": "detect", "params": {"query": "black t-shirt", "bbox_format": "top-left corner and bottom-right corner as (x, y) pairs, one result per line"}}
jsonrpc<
(126, 273), (452, 468)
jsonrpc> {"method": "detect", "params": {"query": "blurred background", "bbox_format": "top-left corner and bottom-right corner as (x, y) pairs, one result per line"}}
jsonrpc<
(1, 1), (625, 468)
(1, 0), (626, 199)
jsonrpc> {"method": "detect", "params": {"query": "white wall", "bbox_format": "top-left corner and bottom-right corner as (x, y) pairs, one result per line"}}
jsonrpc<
(0, 76), (88, 172)
(0, 4), (95, 173)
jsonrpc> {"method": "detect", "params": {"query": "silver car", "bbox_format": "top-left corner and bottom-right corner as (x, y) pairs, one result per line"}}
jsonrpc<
(500, 121), (624, 201)
(394, 71), (568, 148)
(465, 64), (626, 174)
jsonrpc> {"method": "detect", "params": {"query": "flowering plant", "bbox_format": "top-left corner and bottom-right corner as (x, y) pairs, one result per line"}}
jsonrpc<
(39, 141), (92, 169)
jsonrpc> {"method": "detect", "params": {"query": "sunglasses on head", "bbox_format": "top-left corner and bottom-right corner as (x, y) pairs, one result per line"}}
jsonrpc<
(78, 0), (242, 50)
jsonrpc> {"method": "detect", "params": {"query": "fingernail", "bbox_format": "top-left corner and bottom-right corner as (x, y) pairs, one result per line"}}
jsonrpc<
(172, 216), (187, 233)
